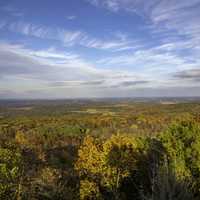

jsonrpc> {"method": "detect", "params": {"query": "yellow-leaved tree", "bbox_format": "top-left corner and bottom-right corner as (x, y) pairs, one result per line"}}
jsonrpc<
(75, 134), (139, 199)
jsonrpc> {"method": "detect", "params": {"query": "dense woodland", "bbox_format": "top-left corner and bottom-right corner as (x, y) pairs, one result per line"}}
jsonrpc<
(1, 99), (200, 199)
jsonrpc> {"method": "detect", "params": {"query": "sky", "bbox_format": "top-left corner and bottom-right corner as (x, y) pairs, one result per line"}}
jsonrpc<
(0, 0), (200, 99)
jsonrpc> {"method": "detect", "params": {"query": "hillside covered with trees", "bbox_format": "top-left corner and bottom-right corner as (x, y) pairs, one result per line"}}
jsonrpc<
(1, 99), (200, 199)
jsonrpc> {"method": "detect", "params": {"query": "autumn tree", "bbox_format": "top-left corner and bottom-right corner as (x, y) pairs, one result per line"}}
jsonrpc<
(75, 134), (139, 199)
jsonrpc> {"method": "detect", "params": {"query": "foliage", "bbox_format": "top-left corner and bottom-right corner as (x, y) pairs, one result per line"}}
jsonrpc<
(76, 134), (140, 199)
(160, 120), (200, 196)
(80, 180), (102, 200)
(1, 100), (200, 199)
(0, 148), (22, 199)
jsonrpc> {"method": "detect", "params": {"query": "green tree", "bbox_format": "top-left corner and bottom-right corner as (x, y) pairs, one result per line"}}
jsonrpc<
(159, 120), (200, 196)
(0, 148), (22, 199)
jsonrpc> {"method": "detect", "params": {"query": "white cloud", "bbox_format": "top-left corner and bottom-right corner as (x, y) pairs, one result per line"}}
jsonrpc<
(8, 22), (53, 38)
(86, 0), (200, 52)
(57, 29), (84, 45)
(0, 42), (98, 80)
(0, 42), (138, 80)
(81, 38), (128, 50)
(97, 45), (200, 86)
(66, 15), (77, 20)
(0, 20), (141, 51)
(0, 42), (156, 98)
(6, 21), (85, 46)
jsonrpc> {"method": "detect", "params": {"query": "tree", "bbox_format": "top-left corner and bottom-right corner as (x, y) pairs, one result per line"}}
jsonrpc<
(75, 134), (139, 199)
(159, 120), (200, 196)
(0, 148), (22, 199)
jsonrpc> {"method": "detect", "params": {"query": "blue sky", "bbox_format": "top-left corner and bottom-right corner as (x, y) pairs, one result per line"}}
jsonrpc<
(0, 0), (200, 98)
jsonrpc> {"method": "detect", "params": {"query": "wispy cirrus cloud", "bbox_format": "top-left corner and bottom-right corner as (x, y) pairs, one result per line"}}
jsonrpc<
(86, 0), (200, 50)
(0, 42), (98, 80)
(66, 15), (77, 20)
(80, 37), (138, 51)
(97, 48), (191, 71)
(7, 21), (84, 45)
(1, 5), (24, 17)
(0, 20), (140, 51)
(9, 22), (52, 38)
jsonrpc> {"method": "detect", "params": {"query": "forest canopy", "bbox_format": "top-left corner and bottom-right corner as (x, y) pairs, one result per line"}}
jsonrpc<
(0, 99), (200, 199)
